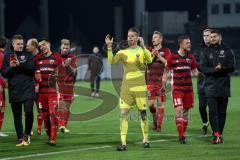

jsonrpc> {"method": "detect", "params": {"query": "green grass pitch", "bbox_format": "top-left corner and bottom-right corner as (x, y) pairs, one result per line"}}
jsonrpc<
(0, 77), (240, 160)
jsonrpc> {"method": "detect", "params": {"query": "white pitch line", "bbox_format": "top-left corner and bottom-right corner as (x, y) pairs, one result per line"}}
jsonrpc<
(0, 133), (212, 160)
(135, 139), (167, 144)
(0, 146), (112, 160)
(135, 135), (211, 145)
(69, 132), (179, 136)
(68, 132), (211, 138)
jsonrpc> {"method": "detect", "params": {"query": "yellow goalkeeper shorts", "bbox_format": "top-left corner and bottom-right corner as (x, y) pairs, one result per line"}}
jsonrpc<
(119, 90), (147, 110)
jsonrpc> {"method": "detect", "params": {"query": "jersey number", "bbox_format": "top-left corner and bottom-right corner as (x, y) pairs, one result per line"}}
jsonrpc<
(174, 98), (182, 106)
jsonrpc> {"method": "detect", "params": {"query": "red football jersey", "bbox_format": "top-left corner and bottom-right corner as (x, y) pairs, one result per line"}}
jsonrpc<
(57, 53), (77, 95)
(0, 49), (6, 87)
(35, 52), (62, 94)
(147, 47), (171, 86)
(0, 49), (4, 70)
(166, 52), (197, 93)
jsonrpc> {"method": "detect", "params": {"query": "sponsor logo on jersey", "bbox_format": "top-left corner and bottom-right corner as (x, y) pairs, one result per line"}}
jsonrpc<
(175, 66), (191, 70)
(40, 67), (54, 71)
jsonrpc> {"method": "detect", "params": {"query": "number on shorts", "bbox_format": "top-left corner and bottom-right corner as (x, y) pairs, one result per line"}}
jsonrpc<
(174, 98), (182, 106)
(39, 102), (42, 109)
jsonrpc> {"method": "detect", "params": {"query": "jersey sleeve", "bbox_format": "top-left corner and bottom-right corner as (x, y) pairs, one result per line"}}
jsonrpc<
(0, 52), (4, 70)
(143, 48), (152, 63)
(34, 55), (40, 70)
(164, 48), (171, 60)
(107, 49), (123, 64)
(165, 54), (172, 70)
(56, 53), (63, 66)
(0, 76), (6, 87)
(71, 54), (77, 69)
(190, 54), (197, 70)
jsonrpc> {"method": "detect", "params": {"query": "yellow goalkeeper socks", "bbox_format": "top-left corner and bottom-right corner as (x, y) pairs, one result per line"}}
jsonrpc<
(141, 120), (149, 143)
(120, 117), (128, 145)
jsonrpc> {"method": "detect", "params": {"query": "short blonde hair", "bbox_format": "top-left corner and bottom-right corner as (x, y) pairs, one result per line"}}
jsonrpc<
(203, 28), (213, 34)
(153, 31), (163, 37)
(61, 39), (70, 46)
(28, 38), (38, 48)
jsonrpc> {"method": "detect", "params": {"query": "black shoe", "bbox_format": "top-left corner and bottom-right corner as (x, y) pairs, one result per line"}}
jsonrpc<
(46, 140), (56, 146)
(116, 144), (127, 151)
(46, 141), (50, 145)
(219, 136), (224, 144)
(59, 126), (65, 133)
(179, 136), (187, 144)
(201, 125), (208, 135)
(143, 142), (150, 148)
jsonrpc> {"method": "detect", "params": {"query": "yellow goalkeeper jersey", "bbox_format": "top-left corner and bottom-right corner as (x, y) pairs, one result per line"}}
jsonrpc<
(108, 46), (152, 92)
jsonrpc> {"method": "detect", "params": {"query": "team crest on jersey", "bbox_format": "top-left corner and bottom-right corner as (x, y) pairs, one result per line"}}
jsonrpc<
(50, 60), (55, 64)
(186, 58), (191, 64)
(19, 55), (26, 63)
(20, 55), (25, 60)
(219, 50), (225, 57)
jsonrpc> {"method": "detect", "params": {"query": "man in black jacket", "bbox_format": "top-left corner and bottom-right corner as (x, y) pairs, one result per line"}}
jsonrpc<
(194, 29), (212, 135)
(200, 30), (235, 144)
(88, 46), (103, 97)
(2, 35), (35, 146)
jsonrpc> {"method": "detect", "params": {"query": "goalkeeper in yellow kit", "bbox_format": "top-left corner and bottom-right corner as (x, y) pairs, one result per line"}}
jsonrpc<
(105, 27), (152, 151)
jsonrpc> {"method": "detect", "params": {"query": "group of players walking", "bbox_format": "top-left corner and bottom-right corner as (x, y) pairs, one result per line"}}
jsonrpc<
(106, 27), (235, 151)
(0, 26), (235, 151)
(0, 36), (76, 146)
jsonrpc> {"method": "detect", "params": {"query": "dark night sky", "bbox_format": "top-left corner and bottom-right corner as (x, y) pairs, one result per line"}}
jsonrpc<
(4, 0), (206, 51)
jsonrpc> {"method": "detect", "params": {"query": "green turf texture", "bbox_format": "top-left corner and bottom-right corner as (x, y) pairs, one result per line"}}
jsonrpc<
(0, 77), (239, 160)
